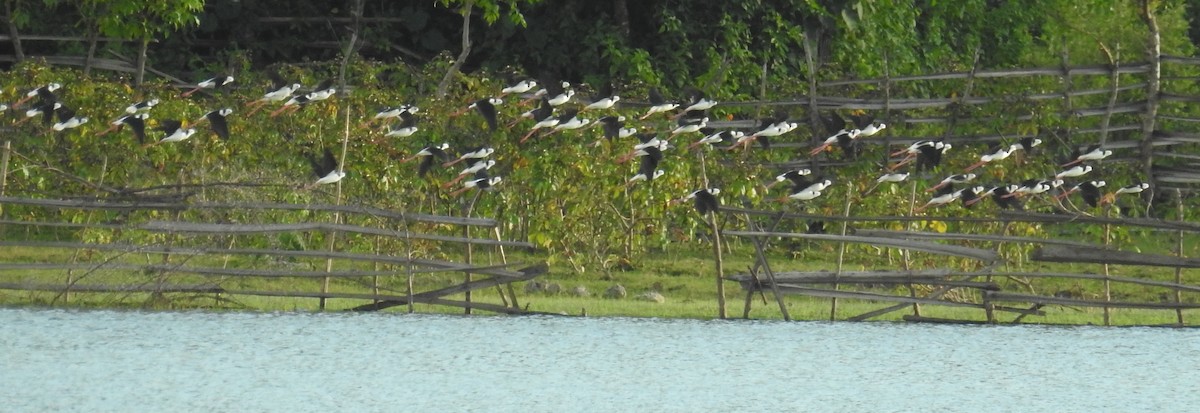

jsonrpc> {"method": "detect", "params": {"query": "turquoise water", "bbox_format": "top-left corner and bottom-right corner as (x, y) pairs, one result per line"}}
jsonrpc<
(2, 308), (1197, 412)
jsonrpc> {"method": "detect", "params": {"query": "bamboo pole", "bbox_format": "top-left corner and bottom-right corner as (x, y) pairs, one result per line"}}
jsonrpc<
(1102, 222), (1112, 326)
(462, 190), (482, 314)
(321, 110), (352, 310)
(1139, 5), (1162, 212)
(65, 155), (107, 303)
(697, 148), (725, 319)
(1175, 189), (1185, 325)
(405, 215), (415, 314)
(831, 183), (852, 321)
(495, 226), (518, 309)
(905, 181), (918, 316)
(0, 141), (9, 209)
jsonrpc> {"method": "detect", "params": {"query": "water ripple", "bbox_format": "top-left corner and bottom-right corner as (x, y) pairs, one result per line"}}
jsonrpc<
(2, 309), (1198, 412)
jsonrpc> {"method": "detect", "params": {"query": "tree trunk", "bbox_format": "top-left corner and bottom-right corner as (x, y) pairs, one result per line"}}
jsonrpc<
(135, 38), (149, 86)
(1138, 1), (1161, 212)
(436, 0), (474, 98)
(84, 28), (98, 76)
(3, 0), (24, 62)
(337, 0), (364, 98)
(613, 0), (630, 39)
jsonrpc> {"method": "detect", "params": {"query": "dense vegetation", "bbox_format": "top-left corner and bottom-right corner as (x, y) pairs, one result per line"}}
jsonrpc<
(2, 0), (1199, 290)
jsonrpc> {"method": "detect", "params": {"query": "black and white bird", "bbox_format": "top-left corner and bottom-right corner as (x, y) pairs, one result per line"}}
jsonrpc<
(640, 88), (679, 120)
(17, 101), (62, 126)
(967, 185), (1021, 209)
(519, 99), (561, 143)
(442, 159), (498, 188)
(384, 111), (419, 138)
(1062, 145), (1112, 167)
(847, 112), (886, 138)
(680, 90), (718, 113)
(766, 169), (812, 190)
(305, 148), (346, 189)
(669, 116), (708, 137)
(928, 173), (976, 192)
(401, 142), (451, 177)
(1101, 182), (1150, 205)
(1056, 180), (1106, 207)
(450, 170), (503, 196)
(500, 78), (537, 97)
(626, 141), (667, 187)
(916, 185), (962, 212)
(456, 97), (504, 131)
(146, 120), (197, 147)
(673, 188), (721, 215)
(370, 104), (419, 124)
(687, 130), (742, 150)
(965, 144), (1019, 172)
(778, 187), (822, 203)
(13, 82), (61, 108)
(247, 71), (300, 115)
(270, 79), (335, 117)
(97, 113), (149, 143)
(196, 108), (233, 140)
(862, 171), (909, 196)
(182, 74), (235, 97)
(124, 98), (159, 114)
(1055, 165), (1092, 180)
(809, 128), (861, 156)
(581, 84), (620, 112)
(50, 105), (88, 131)
(443, 146), (494, 167)
(547, 110), (591, 136)
(545, 81), (575, 106)
(592, 116), (635, 146)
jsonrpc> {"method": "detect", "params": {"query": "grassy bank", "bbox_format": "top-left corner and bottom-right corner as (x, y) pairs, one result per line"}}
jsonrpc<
(2, 232), (1197, 326)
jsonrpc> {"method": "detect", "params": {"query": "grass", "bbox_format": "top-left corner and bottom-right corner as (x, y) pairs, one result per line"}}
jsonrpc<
(2, 226), (1198, 327)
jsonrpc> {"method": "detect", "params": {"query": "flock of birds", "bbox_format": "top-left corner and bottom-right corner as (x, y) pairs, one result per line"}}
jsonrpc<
(0, 71), (1153, 219)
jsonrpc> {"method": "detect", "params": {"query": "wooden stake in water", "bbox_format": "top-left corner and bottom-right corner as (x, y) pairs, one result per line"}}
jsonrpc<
(832, 183), (853, 321)
(462, 190), (482, 315)
(696, 150), (726, 319)
(1175, 189), (1185, 325)
(0, 141), (10, 202)
(1102, 222), (1112, 326)
(321, 110), (352, 310)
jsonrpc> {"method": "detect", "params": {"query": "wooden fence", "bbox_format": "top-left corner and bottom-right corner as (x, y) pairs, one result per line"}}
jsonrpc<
(716, 199), (1198, 326)
(0, 146), (546, 314)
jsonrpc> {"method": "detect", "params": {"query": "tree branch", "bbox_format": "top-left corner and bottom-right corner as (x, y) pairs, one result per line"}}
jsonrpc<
(436, 0), (474, 98)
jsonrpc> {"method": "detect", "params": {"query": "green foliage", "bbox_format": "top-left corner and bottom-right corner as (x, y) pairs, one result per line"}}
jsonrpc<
(88, 0), (203, 40)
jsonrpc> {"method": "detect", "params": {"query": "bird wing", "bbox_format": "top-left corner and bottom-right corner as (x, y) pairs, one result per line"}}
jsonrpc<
(417, 155), (436, 177)
(37, 88), (59, 105)
(322, 148), (339, 173)
(475, 99), (499, 130)
(398, 112), (418, 128)
(128, 116), (147, 144)
(849, 112), (875, 129)
(648, 88), (666, 105)
(207, 111), (230, 140)
(533, 97), (554, 121)
(306, 152), (326, 178)
(54, 106), (75, 123)
(158, 119), (183, 133)
(314, 79), (335, 93)
(696, 190), (719, 214)
(266, 68), (288, 89)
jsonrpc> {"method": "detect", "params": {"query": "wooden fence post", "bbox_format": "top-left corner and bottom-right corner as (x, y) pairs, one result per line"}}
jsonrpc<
(1175, 189), (1185, 325)
(831, 183), (852, 321)
(0, 141), (10, 201)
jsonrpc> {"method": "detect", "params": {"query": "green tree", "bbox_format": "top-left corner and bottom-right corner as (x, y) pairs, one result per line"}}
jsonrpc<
(434, 0), (540, 97)
(88, 0), (204, 85)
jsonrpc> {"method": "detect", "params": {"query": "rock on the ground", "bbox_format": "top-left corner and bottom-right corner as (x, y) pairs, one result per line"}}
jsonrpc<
(604, 284), (627, 299)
